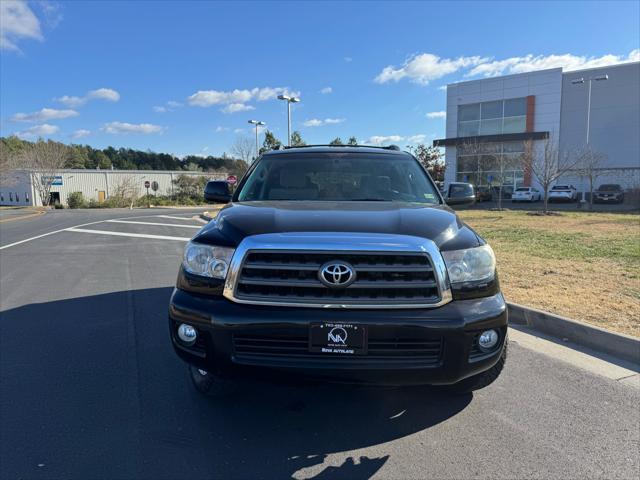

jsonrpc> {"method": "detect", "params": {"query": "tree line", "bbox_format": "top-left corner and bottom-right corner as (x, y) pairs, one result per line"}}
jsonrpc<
(0, 135), (249, 175)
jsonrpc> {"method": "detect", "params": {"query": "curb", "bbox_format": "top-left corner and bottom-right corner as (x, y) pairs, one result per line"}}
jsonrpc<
(508, 302), (640, 364)
(0, 209), (46, 223)
(200, 208), (223, 222)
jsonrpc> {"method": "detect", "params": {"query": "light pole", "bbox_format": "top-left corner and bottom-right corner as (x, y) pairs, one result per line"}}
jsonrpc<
(571, 74), (608, 204)
(248, 119), (265, 161)
(277, 94), (301, 146)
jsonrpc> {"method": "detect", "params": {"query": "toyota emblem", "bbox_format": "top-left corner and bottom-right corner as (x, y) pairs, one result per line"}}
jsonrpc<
(318, 261), (356, 288)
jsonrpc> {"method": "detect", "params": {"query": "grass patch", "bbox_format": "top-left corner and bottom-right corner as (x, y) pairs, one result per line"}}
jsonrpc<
(458, 210), (640, 337)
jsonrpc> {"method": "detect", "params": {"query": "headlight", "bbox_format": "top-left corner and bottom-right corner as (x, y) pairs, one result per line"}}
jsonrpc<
(441, 245), (496, 284)
(183, 242), (235, 279)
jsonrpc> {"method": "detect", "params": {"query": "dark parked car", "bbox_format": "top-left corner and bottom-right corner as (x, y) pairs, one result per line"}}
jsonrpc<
(593, 184), (624, 204)
(170, 146), (507, 397)
(204, 180), (232, 203)
(491, 185), (514, 200)
(475, 186), (492, 202)
(442, 182), (476, 206)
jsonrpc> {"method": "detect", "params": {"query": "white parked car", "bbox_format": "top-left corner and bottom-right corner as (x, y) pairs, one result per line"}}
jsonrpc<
(548, 185), (578, 202)
(512, 187), (542, 202)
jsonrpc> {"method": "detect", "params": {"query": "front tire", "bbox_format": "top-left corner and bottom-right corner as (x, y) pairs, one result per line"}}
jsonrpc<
(189, 365), (237, 397)
(446, 341), (507, 394)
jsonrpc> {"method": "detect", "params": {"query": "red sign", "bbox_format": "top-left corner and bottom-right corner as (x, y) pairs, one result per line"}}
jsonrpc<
(144, 180), (150, 188)
(227, 175), (238, 185)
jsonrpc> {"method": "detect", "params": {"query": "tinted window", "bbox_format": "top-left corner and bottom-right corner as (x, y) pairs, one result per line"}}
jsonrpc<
(599, 184), (621, 191)
(504, 97), (527, 117)
(515, 188), (529, 192)
(481, 101), (503, 119)
(237, 153), (440, 204)
(449, 184), (474, 197)
(205, 181), (230, 195)
(458, 104), (480, 121)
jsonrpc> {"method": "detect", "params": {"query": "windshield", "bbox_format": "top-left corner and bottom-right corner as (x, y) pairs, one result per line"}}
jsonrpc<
(237, 153), (441, 204)
(599, 184), (620, 190)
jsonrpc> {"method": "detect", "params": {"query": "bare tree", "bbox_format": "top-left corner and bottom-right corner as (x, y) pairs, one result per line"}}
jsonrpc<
(231, 136), (255, 164)
(109, 175), (139, 209)
(19, 140), (68, 206)
(524, 138), (579, 214)
(575, 146), (609, 210)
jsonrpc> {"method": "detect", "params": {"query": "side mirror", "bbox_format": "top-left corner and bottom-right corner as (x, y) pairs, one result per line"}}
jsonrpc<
(204, 181), (232, 204)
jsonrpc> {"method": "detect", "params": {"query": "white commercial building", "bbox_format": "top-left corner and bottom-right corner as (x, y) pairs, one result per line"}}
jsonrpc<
(435, 61), (640, 195)
(0, 169), (227, 207)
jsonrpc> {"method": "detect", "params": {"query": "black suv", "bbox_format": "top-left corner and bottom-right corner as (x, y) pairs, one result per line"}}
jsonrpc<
(169, 146), (507, 395)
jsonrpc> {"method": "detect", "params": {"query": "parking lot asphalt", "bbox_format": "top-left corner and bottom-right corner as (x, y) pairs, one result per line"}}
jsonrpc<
(0, 209), (638, 480)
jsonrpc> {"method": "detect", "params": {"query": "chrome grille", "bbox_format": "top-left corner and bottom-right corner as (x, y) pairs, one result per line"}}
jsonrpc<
(237, 251), (438, 305)
(223, 233), (452, 309)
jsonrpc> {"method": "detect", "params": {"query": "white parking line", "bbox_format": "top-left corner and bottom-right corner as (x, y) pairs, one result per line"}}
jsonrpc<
(66, 228), (191, 242)
(105, 219), (202, 229)
(156, 215), (199, 220)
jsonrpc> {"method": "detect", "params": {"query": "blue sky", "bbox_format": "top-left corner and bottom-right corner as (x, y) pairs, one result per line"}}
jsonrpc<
(1, 0), (639, 158)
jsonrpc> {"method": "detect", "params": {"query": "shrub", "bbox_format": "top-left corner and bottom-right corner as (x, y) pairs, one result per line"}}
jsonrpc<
(67, 192), (86, 209)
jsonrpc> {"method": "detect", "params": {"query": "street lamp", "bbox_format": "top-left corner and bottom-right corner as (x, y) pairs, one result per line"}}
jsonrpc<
(277, 94), (301, 146)
(248, 119), (266, 162)
(571, 74), (608, 203)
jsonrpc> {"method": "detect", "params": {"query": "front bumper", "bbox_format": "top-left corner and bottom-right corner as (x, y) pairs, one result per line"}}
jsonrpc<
(594, 195), (622, 203)
(168, 289), (508, 386)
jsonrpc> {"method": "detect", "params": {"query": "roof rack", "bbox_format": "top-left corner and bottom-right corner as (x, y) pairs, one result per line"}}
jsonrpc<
(281, 144), (402, 151)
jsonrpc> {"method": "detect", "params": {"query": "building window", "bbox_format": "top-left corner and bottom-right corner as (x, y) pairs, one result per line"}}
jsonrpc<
(456, 141), (526, 188)
(9, 192), (13, 202)
(458, 97), (527, 137)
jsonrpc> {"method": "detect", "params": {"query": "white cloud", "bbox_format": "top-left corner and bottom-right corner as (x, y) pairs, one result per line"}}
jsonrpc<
(320, 86), (333, 94)
(375, 53), (488, 85)
(302, 117), (345, 127)
(437, 85), (448, 91)
(16, 123), (59, 139)
(153, 100), (183, 113)
(215, 126), (229, 133)
(466, 50), (640, 77)
(426, 111), (446, 119)
(87, 88), (119, 102)
(55, 88), (120, 107)
(11, 107), (78, 122)
(70, 129), (91, 139)
(364, 134), (427, 146)
(0, 0), (43, 51)
(102, 122), (165, 135)
(233, 128), (245, 134)
(222, 103), (255, 114)
(187, 87), (299, 107)
(365, 135), (404, 146)
(406, 134), (427, 144)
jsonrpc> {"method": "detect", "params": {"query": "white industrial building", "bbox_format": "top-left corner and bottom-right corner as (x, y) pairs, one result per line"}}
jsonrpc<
(434, 61), (640, 195)
(0, 169), (226, 207)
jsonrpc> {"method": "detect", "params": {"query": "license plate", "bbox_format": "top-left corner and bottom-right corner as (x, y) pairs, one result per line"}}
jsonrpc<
(309, 323), (367, 355)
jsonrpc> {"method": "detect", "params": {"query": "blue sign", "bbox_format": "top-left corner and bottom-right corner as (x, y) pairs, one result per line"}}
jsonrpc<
(42, 175), (63, 186)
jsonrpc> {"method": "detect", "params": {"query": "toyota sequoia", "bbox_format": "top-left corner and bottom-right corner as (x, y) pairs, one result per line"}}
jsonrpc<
(169, 145), (507, 396)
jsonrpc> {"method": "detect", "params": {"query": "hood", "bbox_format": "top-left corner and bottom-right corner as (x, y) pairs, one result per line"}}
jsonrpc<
(193, 201), (482, 251)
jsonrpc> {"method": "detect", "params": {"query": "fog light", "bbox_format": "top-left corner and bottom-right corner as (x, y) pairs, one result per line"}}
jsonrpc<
(177, 324), (197, 345)
(478, 329), (499, 351)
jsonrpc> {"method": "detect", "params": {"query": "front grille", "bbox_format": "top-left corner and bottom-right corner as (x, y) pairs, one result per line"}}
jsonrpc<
(233, 329), (443, 367)
(234, 250), (440, 306)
